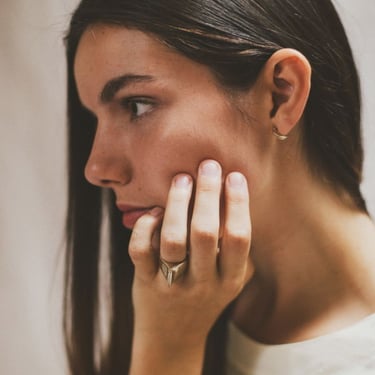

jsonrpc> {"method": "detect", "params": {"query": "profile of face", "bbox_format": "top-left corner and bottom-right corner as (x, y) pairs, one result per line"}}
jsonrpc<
(74, 24), (290, 228)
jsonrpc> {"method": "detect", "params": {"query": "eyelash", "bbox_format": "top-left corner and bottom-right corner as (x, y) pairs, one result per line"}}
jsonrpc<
(120, 97), (156, 121)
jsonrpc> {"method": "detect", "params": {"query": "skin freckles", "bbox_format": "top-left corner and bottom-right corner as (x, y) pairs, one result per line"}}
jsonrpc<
(74, 24), (270, 210)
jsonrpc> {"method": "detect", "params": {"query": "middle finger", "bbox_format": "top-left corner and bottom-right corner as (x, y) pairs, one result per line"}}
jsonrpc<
(190, 160), (222, 280)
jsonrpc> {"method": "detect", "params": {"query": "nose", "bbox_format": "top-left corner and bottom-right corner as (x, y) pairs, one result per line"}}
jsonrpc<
(84, 126), (132, 188)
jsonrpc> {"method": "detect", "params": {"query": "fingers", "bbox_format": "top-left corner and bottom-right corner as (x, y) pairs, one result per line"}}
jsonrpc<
(219, 172), (252, 282)
(129, 207), (164, 282)
(129, 160), (252, 290)
(160, 174), (193, 262)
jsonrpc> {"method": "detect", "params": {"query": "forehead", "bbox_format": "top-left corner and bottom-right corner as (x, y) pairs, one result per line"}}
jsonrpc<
(74, 25), (165, 88)
(74, 24), (218, 101)
(75, 24), (170, 72)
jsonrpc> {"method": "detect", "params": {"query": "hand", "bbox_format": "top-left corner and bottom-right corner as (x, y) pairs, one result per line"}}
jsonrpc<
(128, 160), (253, 374)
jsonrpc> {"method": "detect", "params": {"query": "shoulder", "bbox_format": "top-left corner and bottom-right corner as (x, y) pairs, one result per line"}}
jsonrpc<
(226, 316), (375, 375)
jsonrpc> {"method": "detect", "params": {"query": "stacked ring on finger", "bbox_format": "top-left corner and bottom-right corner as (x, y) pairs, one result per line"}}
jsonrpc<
(159, 257), (188, 287)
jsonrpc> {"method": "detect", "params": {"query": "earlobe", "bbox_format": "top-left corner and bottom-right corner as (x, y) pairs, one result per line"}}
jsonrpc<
(266, 49), (311, 138)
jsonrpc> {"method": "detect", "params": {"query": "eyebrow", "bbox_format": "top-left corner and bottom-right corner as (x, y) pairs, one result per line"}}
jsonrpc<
(100, 74), (155, 103)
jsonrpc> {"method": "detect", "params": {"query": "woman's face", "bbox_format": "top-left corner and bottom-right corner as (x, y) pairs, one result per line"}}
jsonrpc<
(74, 24), (271, 227)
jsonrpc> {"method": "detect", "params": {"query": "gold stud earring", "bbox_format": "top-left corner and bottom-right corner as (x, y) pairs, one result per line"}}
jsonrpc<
(272, 125), (288, 141)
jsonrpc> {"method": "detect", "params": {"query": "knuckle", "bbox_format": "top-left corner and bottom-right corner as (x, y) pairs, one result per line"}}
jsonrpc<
(228, 193), (247, 205)
(128, 229), (152, 262)
(191, 223), (218, 243)
(171, 186), (191, 199)
(161, 232), (186, 256)
(198, 183), (221, 196)
(168, 192), (190, 208)
(224, 227), (251, 246)
(198, 183), (216, 193)
(128, 243), (149, 263)
(135, 213), (155, 228)
(162, 232), (186, 247)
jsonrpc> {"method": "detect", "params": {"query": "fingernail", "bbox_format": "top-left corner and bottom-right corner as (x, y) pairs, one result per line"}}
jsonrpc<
(174, 174), (191, 189)
(200, 160), (220, 177)
(228, 172), (245, 188)
(150, 207), (163, 217)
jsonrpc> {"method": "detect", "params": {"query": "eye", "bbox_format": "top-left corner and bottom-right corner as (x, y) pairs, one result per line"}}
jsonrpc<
(121, 97), (155, 120)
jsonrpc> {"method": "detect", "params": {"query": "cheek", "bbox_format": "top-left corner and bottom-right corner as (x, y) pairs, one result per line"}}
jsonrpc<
(155, 106), (256, 177)
(129, 94), (269, 198)
(137, 132), (214, 180)
(135, 121), (249, 183)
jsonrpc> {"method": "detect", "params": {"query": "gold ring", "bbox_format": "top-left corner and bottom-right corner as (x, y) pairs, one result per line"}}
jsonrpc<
(159, 257), (188, 287)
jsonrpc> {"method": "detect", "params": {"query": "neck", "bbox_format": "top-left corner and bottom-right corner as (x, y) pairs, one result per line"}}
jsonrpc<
(233, 157), (375, 343)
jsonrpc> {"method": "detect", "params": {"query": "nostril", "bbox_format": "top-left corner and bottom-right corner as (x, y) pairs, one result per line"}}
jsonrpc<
(99, 175), (131, 187)
(84, 152), (132, 187)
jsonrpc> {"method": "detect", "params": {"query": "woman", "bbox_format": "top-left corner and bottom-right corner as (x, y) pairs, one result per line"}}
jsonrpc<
(65, 0), (375, 374)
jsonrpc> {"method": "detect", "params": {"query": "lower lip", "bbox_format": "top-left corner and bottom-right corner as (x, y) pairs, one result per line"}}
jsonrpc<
(122, 209), (151, 229)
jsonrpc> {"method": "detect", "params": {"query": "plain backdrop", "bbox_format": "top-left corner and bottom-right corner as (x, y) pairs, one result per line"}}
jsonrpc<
(0, 1), (374, 374)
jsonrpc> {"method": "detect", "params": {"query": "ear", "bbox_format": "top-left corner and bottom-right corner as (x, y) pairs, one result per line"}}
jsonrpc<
(260, 49), (311, 138)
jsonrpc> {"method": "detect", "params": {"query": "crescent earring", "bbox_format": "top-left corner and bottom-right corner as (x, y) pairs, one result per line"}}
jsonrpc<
(272, 125), (288, 141)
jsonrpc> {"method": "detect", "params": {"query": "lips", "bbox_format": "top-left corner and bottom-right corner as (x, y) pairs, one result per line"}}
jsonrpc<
(117, 204), (154, 229)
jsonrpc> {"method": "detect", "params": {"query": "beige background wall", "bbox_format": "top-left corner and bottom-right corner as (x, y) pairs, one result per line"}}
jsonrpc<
(0, 1), (78, 373)
(0, 1), (374, 374)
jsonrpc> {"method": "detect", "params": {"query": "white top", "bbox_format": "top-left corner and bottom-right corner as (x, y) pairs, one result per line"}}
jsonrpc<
(226, 314), (375, 375)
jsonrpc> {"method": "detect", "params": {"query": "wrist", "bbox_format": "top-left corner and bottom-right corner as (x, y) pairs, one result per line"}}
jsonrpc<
(130, 334), (206, 375)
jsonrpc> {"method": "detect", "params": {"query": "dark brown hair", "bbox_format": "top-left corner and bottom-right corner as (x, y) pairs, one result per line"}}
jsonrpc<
(64, 1), (367, 374)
